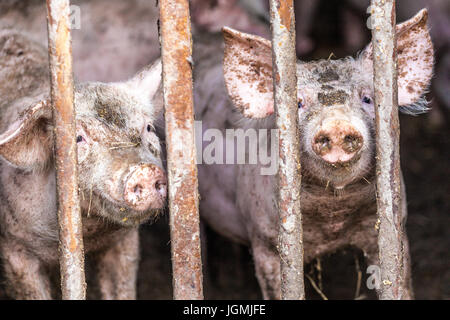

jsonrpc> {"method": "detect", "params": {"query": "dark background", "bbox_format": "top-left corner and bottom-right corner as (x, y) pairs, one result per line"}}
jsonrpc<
(0, 0), (448, 300)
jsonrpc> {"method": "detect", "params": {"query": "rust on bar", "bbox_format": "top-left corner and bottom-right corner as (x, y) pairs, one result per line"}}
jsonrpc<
(159, 0), (203, 300)
(46, 0), (86, 300)
(371, 0), (409, 299)
(269, 0), (305, 300)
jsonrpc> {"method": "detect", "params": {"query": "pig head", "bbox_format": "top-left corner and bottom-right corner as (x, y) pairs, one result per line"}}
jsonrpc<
(223, 8), (433, 189)
(0, 29), (166, 299)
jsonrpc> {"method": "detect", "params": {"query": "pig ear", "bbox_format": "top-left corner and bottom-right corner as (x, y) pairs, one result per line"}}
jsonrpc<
(0, 99), (54, 170)
(127, 58), (162, 102)
(361, 9), (434, 107)
(222, 27), (274, 118)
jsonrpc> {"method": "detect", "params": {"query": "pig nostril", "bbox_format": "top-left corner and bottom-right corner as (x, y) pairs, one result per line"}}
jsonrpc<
(315, 135), (330, 146)
(313, 134), (333, 156)
(133, 184), (143, 196)
(344, 135), (357, 143)
(123, 165), (167, 211)
(155, 181), (166, 196)
(343, 134), (362, 152)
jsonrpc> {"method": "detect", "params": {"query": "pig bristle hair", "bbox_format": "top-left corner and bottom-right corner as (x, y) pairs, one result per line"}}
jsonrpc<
(310, 56), (357, 69)
(147, 206), (166, 225)
(399, 96), (431, 115)
(356, 48), (368, 62)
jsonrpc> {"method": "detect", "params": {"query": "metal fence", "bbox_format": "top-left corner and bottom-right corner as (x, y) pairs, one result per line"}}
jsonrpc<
(45, 0), (406, 300)
(46, 0), (86, 300)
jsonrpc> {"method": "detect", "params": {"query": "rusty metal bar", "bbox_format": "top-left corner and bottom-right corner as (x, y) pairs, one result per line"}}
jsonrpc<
(371, 0), (408, 299)
(269, 0), (305, 300)
(46, 0), (86, 300)
(159, 0), (203, 300)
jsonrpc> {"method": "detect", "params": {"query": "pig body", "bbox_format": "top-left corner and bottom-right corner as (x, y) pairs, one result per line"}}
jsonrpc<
(195, 10), (433, 299)
(0, 29), (166, 299)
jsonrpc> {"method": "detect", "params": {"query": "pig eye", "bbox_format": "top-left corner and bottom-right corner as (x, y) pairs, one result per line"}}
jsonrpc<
(362, 96), (373, 105)
(76, 135), (84, 143)
(298, 93), (306, 109)
(147, 124), (151, 132)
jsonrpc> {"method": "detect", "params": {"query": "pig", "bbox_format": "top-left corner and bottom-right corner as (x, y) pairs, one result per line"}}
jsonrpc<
(194, 9), (434, 299)
(0, 29), (166, 299)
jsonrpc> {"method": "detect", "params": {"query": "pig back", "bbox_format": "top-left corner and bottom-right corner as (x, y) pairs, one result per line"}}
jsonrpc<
(0, 29), (49, 132)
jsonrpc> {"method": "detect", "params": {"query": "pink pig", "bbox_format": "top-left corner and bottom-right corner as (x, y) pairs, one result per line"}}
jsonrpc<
(0, 29), (166, 299)
(194, 9), (434, 299)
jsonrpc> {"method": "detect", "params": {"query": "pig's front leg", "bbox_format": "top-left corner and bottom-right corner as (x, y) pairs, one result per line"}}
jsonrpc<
(94, 228), (139, 300)
(251, 238), (281, 300)
(0, 241), (52, 299)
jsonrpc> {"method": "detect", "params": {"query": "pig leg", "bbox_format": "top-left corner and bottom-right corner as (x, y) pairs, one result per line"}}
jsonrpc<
(251, 239), (281, 300)
(94, 228), (139, 300)
(1, 241), (52, 299)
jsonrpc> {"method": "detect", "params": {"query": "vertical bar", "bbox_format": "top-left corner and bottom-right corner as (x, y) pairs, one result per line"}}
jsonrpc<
(46, 0), (86, 300)
(371, 0), (407, 299)
(269, 0), (305, 300)
(159, 0), (203, 300)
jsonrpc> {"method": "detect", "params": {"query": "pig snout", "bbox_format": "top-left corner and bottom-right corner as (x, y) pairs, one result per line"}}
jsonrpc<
(312, 120), (363, 164)
(123, 164), (167, 211)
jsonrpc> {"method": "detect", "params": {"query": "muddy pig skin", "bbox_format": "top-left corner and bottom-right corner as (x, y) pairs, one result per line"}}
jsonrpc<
(0, 29), (166, 299)
(194, 10), (434, 299)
